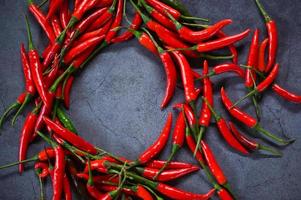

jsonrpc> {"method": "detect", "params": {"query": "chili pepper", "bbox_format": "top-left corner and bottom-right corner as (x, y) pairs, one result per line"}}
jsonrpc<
(160, 0), (197, 21)
(197, 64), (245, 80)
(96, 0), (114, 8)
(135, 113), (172, 165)
(131, 184), (154, 200)
(144, 29), (177, 108)
(245, 29), (259, 88)
(258, 38), (269, 72)
(111, 12), (142, 43)
(136, 166), (199, 181)
(43, 117), (98, 154)
(62, 76), (74, 109)
(220, 87), (293, 145)
(173, 103), (196, 131)
(87, 159), (104, 199)
(50, 15), (63, 38)
(18, 106), (39, 173)
(167, 11), (232, 43)
(229, 122), (282, 156)
(25, 16), (51, 107)
(140, 0), (177, 31)
(63, 174), (72, 200)
(21, 43), (36, 95)
(272, 84), (301, 103)
(217, 31), (238, 64)
(28, 0), (56, 43)
(59, 0), (71, 29)
(83, 160), (109, 174)
(232, 63), (279, 107)
(64, 35), (105, 64)
(145, 160), (195, 170)
(130, 29), (158, 55)
(255, 0), (278, 73)
(171, 51), (198, 102)
(185, 127), (205, 164)
(46, 0), (63, 20)
(52, 145), (65, 200)
(44, 56), (60, 88)
(176, 29), (250, 52)
(217, 188), (233, 200)
(104, 0), (124, 44)
(87, 0), (117, 32)
(202, 97), (249, 154)
(34, 162), (50, 178)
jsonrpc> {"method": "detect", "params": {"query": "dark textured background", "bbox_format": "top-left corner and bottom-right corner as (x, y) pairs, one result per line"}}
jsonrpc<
(0, 0), (301, 199)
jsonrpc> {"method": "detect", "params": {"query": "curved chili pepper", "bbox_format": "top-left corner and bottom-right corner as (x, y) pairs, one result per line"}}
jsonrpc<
(217, 31), (238, 64)
(145, 160), (195, 169)
(156, 183), (215, 200)
(272, 84), (301, 103)
(137, 166), (199, 181)
(21, 43), (36, 95)
(255, 0), (278, 73)
(203, 97), (249, 155)
(52, 145), (65, 200)
(18, 107), (39, 173)
(171, 51), (198, 102)
(43, 117), (98, 154)
(63, 76), (74, 109)
(167, 12), (232, 43)
(200, 64), (245, 79)
(28, 0), (56, 43)
(50, 15), (63, 38)
(220, 87), (293, 145)
(136, 113), (172, 164)
(217, 188), (233, 200)
(132, 184), (154, 200)
(46, 0), (63, 20)
(111, 12), (142, 43)
(34, 162), (49, 178)
(140, 0), (177, 31)
(59, 0), (70, 29)
(258, 38), (269, 72)
(104, 0), (124, 44)
(229, 122), (282, 156)
(245, 29), (259, 88)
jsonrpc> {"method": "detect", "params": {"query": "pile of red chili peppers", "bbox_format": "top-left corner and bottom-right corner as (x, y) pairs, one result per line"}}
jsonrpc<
(0, 0), (299, 199)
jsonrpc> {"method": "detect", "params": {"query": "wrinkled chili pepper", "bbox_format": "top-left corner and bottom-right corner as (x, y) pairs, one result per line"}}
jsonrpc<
(135, 113), (172, 165)
(255, 0), (278, 73)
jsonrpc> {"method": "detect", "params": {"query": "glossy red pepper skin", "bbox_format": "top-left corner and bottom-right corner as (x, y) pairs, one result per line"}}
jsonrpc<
(19, 112), (38, 173)
(20, 44), (36, 95)
(87, 184), (103, 199)
(272, 84), (301, 103)
(63, 76), (74, 109)
(146, 0), (181, 19)
(245, 29), (259, 88)
(63, 174), (72, 200)
(195, 29), (250, 52)
(38, 148), (55, 161)
(83, 160), (108, 174)
(96, 0), (114, 8)
(73, 0), (100, 22)
(50, 16), (63, 38)
(28, 2), (56, 43)
(217, 31), (238, 64)
(64, 35), (105, 64)
(136, 32), (158, 55)
(111, 12), (142, 43)
(87, 4), (115, 32)
(105, 0), (124, 44)
(173, 103), (196, 127)
(156, 183), (215, 200)
(201, 141), (227, 185)
(212, 64), (245, 79)
(52, 145), (65, 200)
(43, 117), (98, 154)
(256, 63), (279, 92)
(138, 166), (199, 181)
(258, 38), (269, 72)
(137, 113), (172, 164)
(229, 122), (258, 150)
(217, 188), (233, 200)
(171, 51), (198, 102)
(172, 112), (185, 148)
(145, 160), (195, 169)
(199, 60), (213, 127)
(59, 0), (70, 29)
(42, 42), (61, 71)
(46, 0), (63, 20)
(44, 57), (60, 88)
(34, 162), (49, 178)
(185, 133), (205, 163)
(134, 185), (154, 200)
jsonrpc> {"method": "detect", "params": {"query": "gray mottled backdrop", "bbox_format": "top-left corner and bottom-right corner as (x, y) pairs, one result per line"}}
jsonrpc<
(0, 0), (301, 199)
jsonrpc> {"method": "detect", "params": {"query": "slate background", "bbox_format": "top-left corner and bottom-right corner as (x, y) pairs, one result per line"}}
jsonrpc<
(0, 0), (301, 199)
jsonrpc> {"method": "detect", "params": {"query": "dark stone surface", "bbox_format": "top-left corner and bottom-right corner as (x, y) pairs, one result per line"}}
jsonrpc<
(0, 0), (301, 199)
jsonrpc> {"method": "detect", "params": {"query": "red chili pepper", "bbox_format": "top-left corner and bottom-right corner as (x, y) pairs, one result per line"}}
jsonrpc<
(245, 29), (260, 88)
(52, 145), (65, 200)
(63, 174), (72, 200)
(272, 84), (301, 103)
(185, 128), (205, 164)
(105, 0), (124, 44)
(217, 188), (233, 200)
(145, 160), (195, 169)
(258, 38), (269, 72)
(111, 12), (142, 43)
(229, 122), (282, 156)
(156, 183), (215, 200)
(43, 117), (98, 154)
(167, 12), (232, 43)
(34, 162), (49, 178)
(201, 140), (228, 185)
(203, 97), (249, 155)
(86, 159), (105, 199)
(96, 0), (114, 8)
(63, 76), (74, 109)
(20, 43), (36, 95)
(255, 0), (278, 73)
(50, 15), (63, 38)
(171, 51), (198, 102)
(28, 0), (56, 43)
(83, 159), (109, 174)
(202, 64), (245, 79)
(59, 0), (71, 29)
(64, 35), (105, 64)
(38, 147), (56, 161)
(130, 29), (158, 55)
(132, 185), (153, 200)
(146, 0), (181, 19)
(18, 107), (39, 173)
(136, 113), (172, 164)
(44, 56), (60, 88)
(47, 0), (64, 20)
(220, 87), (293, 145)
(137, 166), (199, 181)
(173, 103), (196, 128)
(217, 31), (238, 64)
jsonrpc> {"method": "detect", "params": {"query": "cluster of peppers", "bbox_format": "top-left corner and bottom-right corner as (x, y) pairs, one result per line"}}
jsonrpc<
(0, 0), (299, 199)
